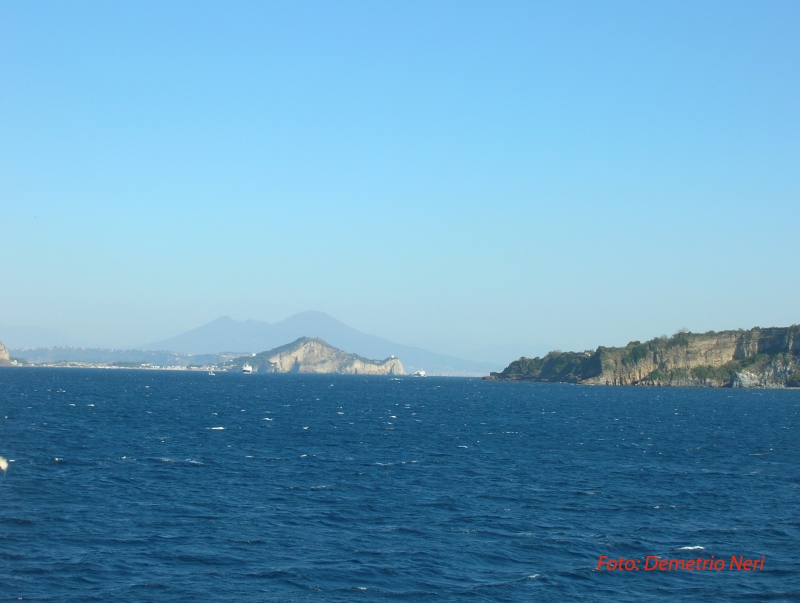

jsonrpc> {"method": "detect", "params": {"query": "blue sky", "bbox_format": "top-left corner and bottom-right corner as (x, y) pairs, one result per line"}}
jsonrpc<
(1, 1), (798, 362)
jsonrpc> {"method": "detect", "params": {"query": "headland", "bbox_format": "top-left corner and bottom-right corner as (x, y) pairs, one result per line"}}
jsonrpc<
(486, 326), (800, 388)
(225, 337), (404, 375)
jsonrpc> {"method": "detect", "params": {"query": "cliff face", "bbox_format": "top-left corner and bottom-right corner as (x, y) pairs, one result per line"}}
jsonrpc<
(230, 337), (404, 375)
(0, 340), (10, 366)
(487, 326), (800, 388)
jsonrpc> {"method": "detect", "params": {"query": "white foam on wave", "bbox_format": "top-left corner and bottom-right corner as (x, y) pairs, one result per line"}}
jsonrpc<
(677, 546), (704, 550)
(207, 427), (225, 430)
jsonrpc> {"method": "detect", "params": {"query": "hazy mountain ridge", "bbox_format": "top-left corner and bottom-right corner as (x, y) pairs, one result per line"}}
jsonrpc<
(0, 325), (78, 349)
(225, 337), (404, 375)
(4, 312), (496, 375)
(144, 312), (497, 376)
(487, 326), (800, 388)
(7, 347), (231, 367)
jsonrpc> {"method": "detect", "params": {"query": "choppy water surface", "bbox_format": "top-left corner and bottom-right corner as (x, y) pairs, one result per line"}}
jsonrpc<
(0, 368), (798, 602)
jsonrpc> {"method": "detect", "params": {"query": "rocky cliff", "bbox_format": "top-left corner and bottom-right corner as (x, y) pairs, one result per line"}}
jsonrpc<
(0, 340), (10, 366)
(228, 337), (405, 375)
(486, 326), (800, 388)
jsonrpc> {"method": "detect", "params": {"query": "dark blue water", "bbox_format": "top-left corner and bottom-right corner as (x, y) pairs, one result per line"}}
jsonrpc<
(0, 368), (798, 602)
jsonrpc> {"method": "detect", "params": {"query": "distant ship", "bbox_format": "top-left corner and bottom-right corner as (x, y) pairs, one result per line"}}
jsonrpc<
(414, 370), (426, 377)
(242, 363), (253, 374)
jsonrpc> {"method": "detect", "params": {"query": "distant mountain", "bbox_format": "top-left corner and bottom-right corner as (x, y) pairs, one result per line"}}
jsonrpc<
(143, 311), (498, 376)
(226, 337), (404, 375)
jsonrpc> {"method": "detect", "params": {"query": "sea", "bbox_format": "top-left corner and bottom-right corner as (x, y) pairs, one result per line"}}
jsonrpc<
(0, 368), (798, 602)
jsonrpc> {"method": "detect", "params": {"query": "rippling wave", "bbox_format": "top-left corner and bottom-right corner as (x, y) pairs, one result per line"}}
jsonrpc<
(0, 369), (797, 601)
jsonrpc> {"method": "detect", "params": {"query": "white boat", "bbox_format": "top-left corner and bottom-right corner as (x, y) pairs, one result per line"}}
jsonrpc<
(242, 363), (253, 374)
(208, 370), (215, 376)
(414, 370), (426, 377)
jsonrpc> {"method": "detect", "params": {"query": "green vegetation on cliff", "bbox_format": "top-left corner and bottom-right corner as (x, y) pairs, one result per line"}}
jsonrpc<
(491, 351), (600, 383)
(486, 326), (800, 389)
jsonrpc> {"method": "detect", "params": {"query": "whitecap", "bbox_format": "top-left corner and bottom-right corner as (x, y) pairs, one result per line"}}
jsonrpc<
(677, 546), (704, 550)
(458, 445), (468, 448)
(207, 427), (225, 430)
(263, 418), (273, 421)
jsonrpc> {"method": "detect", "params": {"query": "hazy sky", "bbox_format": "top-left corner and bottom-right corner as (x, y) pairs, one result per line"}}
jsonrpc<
(1, 1), (798, 361)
